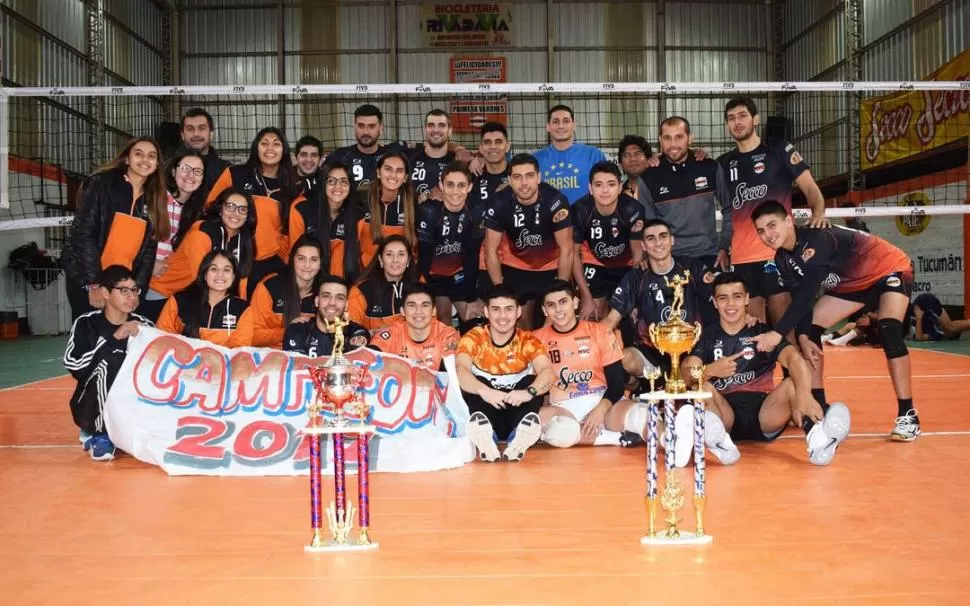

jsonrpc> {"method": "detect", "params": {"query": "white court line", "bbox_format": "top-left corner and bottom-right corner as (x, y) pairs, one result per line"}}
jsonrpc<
(0, 444), (75, 449)
(778, 430), (970, 440)
(0, 374), (68, 392)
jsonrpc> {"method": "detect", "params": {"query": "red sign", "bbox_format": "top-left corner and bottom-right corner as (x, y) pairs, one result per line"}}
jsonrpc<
(448, 56), (508, 133)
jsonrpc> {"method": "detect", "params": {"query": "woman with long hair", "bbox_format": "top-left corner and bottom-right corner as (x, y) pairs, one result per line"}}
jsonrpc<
(157, 250), (254, 348)
(138, 150), (207, 321)
(150, 187), (257, 300)
(205, 127), (303, 297)
(62, 136), (168, 320)
(360, 152), (417, 266)
(248, 234), (323, 347)
(289, 162), (366, 282)
(348, 235), (419, 330)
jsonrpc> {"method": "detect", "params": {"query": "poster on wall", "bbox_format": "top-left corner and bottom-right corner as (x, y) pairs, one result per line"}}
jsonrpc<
(449, 56), (508, 133)
(420, 3), (512, 48)
(859, 168), (967, 307)
(860, 49), (970, 170)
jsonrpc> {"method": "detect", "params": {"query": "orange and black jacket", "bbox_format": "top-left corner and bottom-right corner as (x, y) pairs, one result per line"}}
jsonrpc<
(348, 279), (409, 331)
(205, 165), (304, 263)
(289, 197), (368, 279)
(157, 291), (254, 348)
(62, 167), (157, 288)
(149, 219), (249, 298)
(248, 273), (317, 348)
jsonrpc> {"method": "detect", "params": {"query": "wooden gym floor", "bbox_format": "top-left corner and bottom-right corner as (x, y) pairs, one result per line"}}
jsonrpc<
(1, 345), (969, 605)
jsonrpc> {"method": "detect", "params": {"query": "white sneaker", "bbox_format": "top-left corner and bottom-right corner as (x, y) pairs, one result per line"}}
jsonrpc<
(503, 412), (542, 462)
(467, 412), (501, 462)
(673, 404), (695, 468)
(704, 410), (740, 465)
(890, 409), (921, 442)
(806, 402), (851, 465)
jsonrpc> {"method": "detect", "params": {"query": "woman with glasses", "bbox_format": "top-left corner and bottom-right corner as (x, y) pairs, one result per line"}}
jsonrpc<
(289, 162), (366, 283)
(149, 188), (256, 300)
(248, 234), (323, 348)
(348, 235), (418, 330)
(138, 150), (207, 321)
(205, 127), (304, 297)
(62, 137), (168, 320)
(360, 152), (418, 266)
(157, 250), (254, 348)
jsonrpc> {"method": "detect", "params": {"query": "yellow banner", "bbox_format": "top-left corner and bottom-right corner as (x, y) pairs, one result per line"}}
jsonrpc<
(861, 49), (970, 170)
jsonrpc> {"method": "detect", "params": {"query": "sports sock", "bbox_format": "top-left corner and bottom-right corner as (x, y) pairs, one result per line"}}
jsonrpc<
(898, 398), (916, 419)
(812, 388), (829, 414)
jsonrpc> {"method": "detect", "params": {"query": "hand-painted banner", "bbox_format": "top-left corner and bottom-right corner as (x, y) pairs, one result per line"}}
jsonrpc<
(861, 49), (969, 170)
(104, 327), (474, 476)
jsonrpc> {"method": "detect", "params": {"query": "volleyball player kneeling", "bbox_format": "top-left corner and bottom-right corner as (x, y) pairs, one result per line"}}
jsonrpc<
(533, 280), (648, 448)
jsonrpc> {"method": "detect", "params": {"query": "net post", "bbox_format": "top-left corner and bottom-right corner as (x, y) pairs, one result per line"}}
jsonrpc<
(964, 136), (970, 320)
(0, 91), (8, 211)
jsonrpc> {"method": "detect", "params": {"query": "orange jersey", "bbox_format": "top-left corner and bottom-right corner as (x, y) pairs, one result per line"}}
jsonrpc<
(533, 319), (623, 404)
(457, 326), (547, 389)
(369, 319), (459, 370)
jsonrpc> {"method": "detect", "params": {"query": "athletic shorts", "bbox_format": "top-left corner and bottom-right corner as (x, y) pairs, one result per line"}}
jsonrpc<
(551, 392), (604, 422)
(425, 272), (475, 301)
(501, 265), (558, 301)
(724, 390), (782, 442)
(582, 264), (629, 299)
(733, 260), (783, 299)
(628, 342), (672, 387)
(830, 270), (913, 308)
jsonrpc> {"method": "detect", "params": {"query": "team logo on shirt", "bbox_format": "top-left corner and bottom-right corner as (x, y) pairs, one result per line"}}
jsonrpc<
(552, 208), (569, 223)
(790, 151), (803, 165)
(349, 335), (367, 347)
(222, 314), (237, 329)
(377, 330), (391, 340)
(886, 276), (901, 288)
(801, 248), (815, 262)
(822, 273), (841, 289)
(703, 271), (715, 284)
(694, 176), (708, 189)
(754, 161), (765, 174)
(740, 346), (755, 360)
(557, 367), (594, 390)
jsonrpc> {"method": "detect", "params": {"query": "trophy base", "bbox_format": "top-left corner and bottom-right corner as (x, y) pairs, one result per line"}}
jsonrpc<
(638, 390), (712, 402)
(303, 423), (378, 436)
(640, 532), (713, 546)
(305, 539), (380, 553)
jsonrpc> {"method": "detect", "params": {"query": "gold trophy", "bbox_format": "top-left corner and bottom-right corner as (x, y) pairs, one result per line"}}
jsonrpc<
(638, 272), (713, 546)
(647, 271), (702, 394)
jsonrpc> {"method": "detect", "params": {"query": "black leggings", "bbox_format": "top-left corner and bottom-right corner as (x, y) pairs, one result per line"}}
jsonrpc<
(462, 375), (543, 441)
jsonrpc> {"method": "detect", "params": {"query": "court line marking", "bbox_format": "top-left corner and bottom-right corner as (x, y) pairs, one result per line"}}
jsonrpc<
(0, 374), (68, 392)
(828, 373), (970, 379)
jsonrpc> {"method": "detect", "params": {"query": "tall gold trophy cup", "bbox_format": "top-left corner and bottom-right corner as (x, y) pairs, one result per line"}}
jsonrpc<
(639, 271), (713, 546)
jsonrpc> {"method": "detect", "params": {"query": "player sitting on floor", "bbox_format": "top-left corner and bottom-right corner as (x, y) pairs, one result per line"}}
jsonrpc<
(283, 275), (370, 358)
(368, 283), (460, 371)
(455, 284), (553, 462)
(681, 272), (851, 466)
(533, 280), (648, 448)
(750, 200), (921, 441)
(63, 265), (153, 461)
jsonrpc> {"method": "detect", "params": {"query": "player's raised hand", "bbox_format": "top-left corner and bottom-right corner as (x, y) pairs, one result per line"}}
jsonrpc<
(751, 330), (782, 352)
(705, 351), (744, 378)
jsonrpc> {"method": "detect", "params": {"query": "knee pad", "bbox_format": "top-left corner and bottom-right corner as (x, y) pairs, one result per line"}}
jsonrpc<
(541, 415), (581, 448)
(878, 318), (908, 359)
(623, 402), (649, 434)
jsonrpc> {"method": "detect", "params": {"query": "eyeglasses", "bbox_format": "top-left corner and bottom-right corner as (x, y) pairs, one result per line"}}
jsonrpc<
(177, 165), (204, 177)
(326, 178), (350, 187)
(223, 202), (249, 215)
(621, 151), (647, 160)
(110, 286), (142, 296)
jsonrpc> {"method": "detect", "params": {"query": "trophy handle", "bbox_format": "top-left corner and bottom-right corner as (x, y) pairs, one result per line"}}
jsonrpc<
(691, 321), (702, 348)
(648, 322), (660, 351)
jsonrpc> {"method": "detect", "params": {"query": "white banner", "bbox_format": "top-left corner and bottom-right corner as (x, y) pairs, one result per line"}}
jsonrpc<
(863, 176), (967, 306)
(104, 327), (475, 476)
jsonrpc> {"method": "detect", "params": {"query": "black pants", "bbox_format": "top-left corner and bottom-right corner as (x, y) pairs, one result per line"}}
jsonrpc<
(69, 348), (126, 436)
(247, 256), (287, 299)
(66, 278), (95, 322)
(462, 375), (543, 441)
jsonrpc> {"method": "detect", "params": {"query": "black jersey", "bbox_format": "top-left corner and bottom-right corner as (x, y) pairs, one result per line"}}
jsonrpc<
(172, 292), (249, 332)
(717, 140), (810, 264)
(261, 274), (317, 316)
(326, 144), (387, 189)
(608, 257), (716, 346)
(483, 182), (571, 271)
(283, 320), (370, 358)
(571, 193), (644, 268)
(416, 198), (485, 279)
(690, 322), (787, 394)
(405, 148), (455, 200)
(469, 168), (509, 211)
